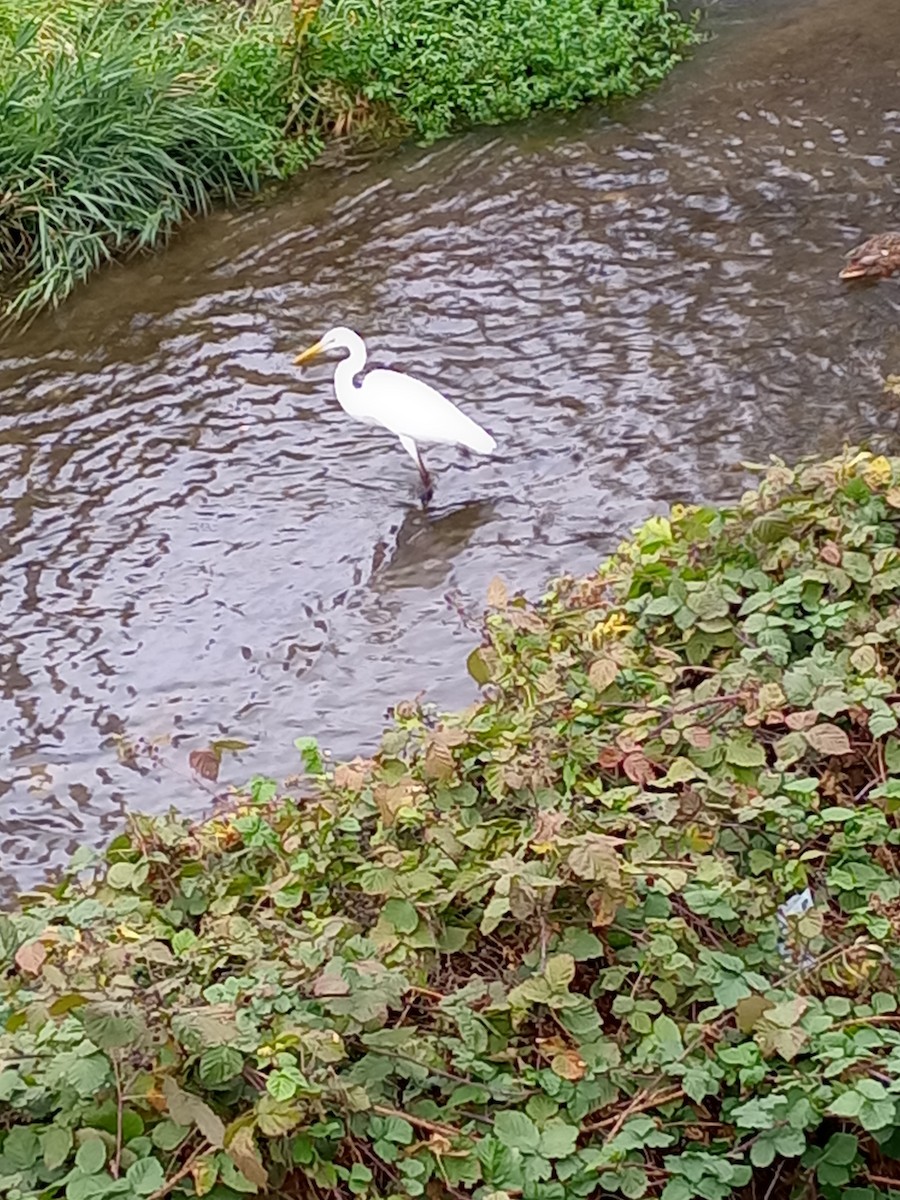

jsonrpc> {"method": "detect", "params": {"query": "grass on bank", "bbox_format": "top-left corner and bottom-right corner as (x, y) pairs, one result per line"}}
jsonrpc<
(0, 0), (318, 323)
(5, 449), (900, 1200)
(0, 0), (696, 325)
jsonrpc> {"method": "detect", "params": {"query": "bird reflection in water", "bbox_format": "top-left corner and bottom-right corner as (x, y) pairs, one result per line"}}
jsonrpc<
(368, 499), (497, 593)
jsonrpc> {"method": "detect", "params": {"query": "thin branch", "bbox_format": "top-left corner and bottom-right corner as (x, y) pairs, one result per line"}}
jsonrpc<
(111, 1054), (124, 1179)
(371, 1104), (465, 1140)
(583, 1087), (685, 1133)
(762, 1160), (785, 1200)
(147, 1142), (209, 1200)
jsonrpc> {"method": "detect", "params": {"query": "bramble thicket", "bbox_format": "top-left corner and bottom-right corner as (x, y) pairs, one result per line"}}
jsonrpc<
(4, 450), (900, 1200)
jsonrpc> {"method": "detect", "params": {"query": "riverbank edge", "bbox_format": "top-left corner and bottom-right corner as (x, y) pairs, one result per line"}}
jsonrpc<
(3, 448), (900, 1199)
(0, 0), (699, 325)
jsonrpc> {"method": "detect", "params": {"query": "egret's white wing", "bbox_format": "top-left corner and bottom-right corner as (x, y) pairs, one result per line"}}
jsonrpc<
(359, 369), (495, 454)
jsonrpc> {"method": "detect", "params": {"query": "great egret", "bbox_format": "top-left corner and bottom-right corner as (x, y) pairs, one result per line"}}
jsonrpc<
(293, 326), (496, 503)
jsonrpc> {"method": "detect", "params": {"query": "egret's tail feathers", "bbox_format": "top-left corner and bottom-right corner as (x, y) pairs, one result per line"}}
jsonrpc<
(463, 425), (497, 455)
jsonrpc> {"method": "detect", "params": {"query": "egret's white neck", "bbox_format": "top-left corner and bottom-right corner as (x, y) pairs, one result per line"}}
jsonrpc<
(332, 331), (368, 415)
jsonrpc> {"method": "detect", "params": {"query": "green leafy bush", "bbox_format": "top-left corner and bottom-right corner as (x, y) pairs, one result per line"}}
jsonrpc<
(11, 449), (900, 1200)
(306, 0), (696, 142)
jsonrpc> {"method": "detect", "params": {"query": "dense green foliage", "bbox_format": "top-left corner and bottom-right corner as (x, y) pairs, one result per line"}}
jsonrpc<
(0, 0), (317, 322)
(306, 0), (694, 143)
(0, 0), (695, 323)
(5, 449), (900, 1199)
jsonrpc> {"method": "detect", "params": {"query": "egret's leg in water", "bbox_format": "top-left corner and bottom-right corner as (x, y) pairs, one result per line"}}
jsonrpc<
(399, 435), (433, 504)
(416, 450), (434, 506)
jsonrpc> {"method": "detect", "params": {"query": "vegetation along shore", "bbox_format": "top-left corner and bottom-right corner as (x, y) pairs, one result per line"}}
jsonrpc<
(4, 449), (900, 1199)
(0, 0), (696, 325)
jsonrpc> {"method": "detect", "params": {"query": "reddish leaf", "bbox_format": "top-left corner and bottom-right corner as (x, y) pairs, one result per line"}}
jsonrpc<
(486, 577), (508, 609)
(805, 723), (852, 756)
(683, 725), (712, 749)
(15, 940), (46, 976)
(623, 751), (658, 786)
(189, 749), (221, 782)
(785, 710), (819, 731)
(598, 747), (624, 770)
(311, 973), (350, 997)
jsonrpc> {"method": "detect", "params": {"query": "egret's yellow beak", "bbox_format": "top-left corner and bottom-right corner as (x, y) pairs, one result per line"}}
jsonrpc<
(294, 340), (324, 366)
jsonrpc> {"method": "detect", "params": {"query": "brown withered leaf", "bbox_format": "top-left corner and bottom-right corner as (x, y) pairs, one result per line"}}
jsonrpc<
(15, 940), (46, 976)
(423, 738), (456, 782)
(551, 1049), (587, 1081)
(588, 657), (619, 693)
(506, 607), (545, 633)
(189, 748), (220, 782)
(486, 576), (508, 609)
(531, 810), (567, 849)
(736, 994), (773, 1034)
(805, 723), (852, 756)
(333, 760), (368, 791)
(785, 709), (820, 731)
(598, 747), (624, 770)
(887, 486), (900, 510)
(536, 1036), (588, 1081)
(210, 738), (251, 755)
(819, 541), (843, 566)
(190, 1156), (217, 1197)
(622, 751), (658, 786)
(568, 834), (622, 885)
(589, 888), (619, 927)
(227, 1127), (268, 1189)
(374, 781), (419, 826)
(311, 973), (351, 997)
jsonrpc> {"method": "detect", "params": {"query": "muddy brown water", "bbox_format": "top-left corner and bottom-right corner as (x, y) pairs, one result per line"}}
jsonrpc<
(2, 0), (900, 895)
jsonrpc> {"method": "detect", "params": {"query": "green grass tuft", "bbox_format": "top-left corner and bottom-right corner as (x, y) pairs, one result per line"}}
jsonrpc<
(0, 0), (319, 323)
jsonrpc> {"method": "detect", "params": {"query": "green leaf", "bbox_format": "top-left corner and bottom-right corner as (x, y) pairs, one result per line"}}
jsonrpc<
(349, 1163), (373, 1194)
(295, 736), (324, 774)
(494, 1111), (539, 1152)
(151, 1121), (190, 1152)
(4, 1125), (40, 1171)
(750, 1138), (776, 1168)
(544, 953), (575, 993)
(378, 1116), (414, 1145)
(256, 1096), (303, 1137)
(823, 1133), (859, 1166)
(107, 862), (138, 890)
(75, 1138), (107, 1175)
(382, 899), (419, 934)
(559, 929), (604, 960)
(828, 1091), (863, 1118)
(66, 1055), (111, 1098)
(537, 1121), (579, 1159)
(43, 1125), (74, 1171)
(860, 1099), (896, 1132)
(725, 738), (765, 768)
(467, 648), (491, 685)
(198, 1046), (244, 1088)
(653, 1014), (683, 1058)
(82, 1004), (139, 1050)
(126, 1158), (165, 1195)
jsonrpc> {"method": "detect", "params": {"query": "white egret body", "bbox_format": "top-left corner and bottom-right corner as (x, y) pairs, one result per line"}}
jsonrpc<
(293, 326), (496, 502)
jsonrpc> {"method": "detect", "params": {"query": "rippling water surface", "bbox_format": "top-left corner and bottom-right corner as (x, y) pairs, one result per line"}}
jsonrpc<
(3, 0), (900, 893)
